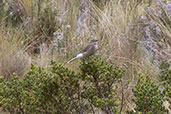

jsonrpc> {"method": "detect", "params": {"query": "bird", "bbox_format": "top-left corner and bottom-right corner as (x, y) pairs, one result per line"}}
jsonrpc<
(67, 39), (98, 64)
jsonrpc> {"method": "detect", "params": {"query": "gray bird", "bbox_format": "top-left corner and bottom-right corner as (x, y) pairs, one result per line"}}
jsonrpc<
(67, 39), (98, 64)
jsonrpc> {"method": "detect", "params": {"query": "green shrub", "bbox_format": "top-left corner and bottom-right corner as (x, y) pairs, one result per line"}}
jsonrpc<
(159, 61), (171, 86)
(0, 1), (5, 22)
(159, 61), (171, 112)
(80, 56), (124, 114)
(0, 56), (169, 114)
(0, 74), (25, 113)
(0, 57), (124, 114)
(127, 74), (168, 114)
(0, 63), (80, 114)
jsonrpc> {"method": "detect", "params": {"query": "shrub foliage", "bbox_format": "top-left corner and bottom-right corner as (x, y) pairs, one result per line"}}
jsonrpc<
(0, 56), (169, 114)
(0, 57), (124, 114)
(159, 61), (171, 112)
(127, 74), (169, 114)
(80, 57), (124, 114)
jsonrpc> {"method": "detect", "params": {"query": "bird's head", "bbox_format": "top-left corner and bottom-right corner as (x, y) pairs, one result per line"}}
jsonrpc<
(90, 39), (98, 49)
(90, 39), (98, 45)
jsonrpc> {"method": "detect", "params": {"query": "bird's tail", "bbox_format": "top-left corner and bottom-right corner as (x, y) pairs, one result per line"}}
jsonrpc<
(67, 53), (83, 64)
(67, 57), (77, 64)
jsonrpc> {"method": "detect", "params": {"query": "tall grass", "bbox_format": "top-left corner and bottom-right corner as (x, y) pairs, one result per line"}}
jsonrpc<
(85, 0), (158, 81)
(0, 26), (31, 81)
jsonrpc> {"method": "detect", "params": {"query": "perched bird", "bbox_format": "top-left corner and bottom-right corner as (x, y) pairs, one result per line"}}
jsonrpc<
(67, 39), (98, 64)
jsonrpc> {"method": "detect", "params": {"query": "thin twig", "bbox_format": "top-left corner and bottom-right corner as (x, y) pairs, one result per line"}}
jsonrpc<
(88, 99), (96, 114)
(37, 0), (41, 17)
(67, 88), (82, 114)
(120, 80), (124, 114)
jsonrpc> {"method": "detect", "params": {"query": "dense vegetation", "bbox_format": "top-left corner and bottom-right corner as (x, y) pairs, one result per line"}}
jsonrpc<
(0, 57), (170, 114)
(0, 0), (170, 113)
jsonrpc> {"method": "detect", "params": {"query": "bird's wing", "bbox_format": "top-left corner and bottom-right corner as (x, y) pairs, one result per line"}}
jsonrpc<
(80, 44), (95, 57)
(79, 44), (93, 53)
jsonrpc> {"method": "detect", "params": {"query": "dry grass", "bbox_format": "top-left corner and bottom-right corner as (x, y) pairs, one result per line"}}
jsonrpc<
(0, 26), (31, 81)
(87, 0), (158, 78)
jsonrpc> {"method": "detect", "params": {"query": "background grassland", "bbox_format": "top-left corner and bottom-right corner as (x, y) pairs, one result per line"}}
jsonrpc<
(0, 0), (170, 113)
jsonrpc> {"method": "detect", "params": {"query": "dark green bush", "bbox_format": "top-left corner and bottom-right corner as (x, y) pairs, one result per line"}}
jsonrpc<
(0, 56), (170, 114)
(0, 56), (124, 114)
(0, 63), (80, 114)
(159, 61), (171, 85)
(80, 57), (124, 114)
(159, 61), (171, 112)
(0, 1), (5, 22)
(127, 74), (168, 114)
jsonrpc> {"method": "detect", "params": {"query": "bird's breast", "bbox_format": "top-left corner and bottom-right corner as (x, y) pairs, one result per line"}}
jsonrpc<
(95, 44), (98, 50)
